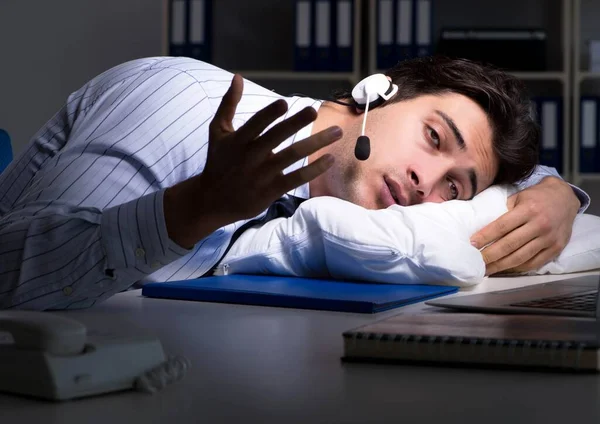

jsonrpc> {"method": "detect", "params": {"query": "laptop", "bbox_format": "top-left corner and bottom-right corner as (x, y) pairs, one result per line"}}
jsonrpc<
(425, 274), (599, 317)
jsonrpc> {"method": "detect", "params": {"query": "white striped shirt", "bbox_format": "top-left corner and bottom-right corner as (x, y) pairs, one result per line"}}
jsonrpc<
(0, 57), (589, 310)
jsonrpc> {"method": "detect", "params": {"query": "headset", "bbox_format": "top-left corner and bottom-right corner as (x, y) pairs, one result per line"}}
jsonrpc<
(329, 74), (399, 161)
(291, 73), (398, 161)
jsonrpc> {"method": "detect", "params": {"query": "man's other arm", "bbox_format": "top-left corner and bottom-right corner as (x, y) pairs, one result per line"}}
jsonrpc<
(471, 164), (588, 275)
(0, 61), (210, 310)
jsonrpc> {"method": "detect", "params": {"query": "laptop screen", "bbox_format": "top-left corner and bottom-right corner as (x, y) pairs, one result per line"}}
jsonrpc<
(596, 275), (600, 346)
(596, 274), (600, 321)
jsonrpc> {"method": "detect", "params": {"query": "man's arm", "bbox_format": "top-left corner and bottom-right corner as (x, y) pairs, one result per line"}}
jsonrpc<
(0, 190), (193, 310)
(470, 165), (587, 275)
(0, 61), (209, 310)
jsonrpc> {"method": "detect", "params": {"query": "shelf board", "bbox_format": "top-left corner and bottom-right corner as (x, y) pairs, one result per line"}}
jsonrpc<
(232, 71), (357, 81)
(508, 71), (566, 81)
(370, 70), (566, 81)
(577, 71), (600, 82)
(576, 173), (600, 181)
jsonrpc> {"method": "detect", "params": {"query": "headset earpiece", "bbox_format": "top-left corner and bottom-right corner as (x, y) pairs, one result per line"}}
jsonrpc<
(351, 74), (399, 111)
(350, 74), (398, 160)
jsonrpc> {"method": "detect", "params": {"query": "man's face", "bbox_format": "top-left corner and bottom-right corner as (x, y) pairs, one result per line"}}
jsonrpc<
(311, 93), (498, 209)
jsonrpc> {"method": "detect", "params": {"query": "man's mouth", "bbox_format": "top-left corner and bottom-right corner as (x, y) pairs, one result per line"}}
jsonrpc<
(384, 176), (406, 206)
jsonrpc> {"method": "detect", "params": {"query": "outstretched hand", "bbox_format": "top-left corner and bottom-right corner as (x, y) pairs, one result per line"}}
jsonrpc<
(164, 74), (343, 248)
(470, 177), (580, 276)
(201, 74), (342, 222)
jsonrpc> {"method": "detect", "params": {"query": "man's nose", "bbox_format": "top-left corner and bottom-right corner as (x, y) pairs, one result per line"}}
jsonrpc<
(409, 165), (448, 200)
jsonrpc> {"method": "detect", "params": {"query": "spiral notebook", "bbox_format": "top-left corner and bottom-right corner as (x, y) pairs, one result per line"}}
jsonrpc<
(342, 312), (600, 371)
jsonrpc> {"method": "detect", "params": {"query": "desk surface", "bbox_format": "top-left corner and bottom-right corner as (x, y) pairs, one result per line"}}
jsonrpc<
(3, 272), (600, 424)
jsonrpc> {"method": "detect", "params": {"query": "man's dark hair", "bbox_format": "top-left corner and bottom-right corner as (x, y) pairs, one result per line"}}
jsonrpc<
(333, 56), (540, 185)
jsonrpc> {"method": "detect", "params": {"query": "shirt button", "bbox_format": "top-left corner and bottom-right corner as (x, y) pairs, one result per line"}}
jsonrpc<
(135, 248), (146, 258)
(63, 286), (73, 296)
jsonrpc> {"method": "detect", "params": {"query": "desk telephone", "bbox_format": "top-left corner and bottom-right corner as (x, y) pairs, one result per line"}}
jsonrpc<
(0, 311), (190, 401)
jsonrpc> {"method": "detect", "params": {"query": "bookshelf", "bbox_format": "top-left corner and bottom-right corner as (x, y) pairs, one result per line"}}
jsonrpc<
(572, 0), (600, 185)
(510, 71), (568, 82)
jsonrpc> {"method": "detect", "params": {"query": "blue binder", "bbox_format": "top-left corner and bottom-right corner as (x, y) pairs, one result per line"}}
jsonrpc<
(414, 0), (432, 57)
(580, 96), (600, 173)
(169, 0), (187, 57)
(313, 0), (334, 70)
(187, 0), (212, 62)
(532, 97), (563, 174)
(395, 0), (414, 61)
(0, 129), (12, 174)
(141, 274), (459, 314)
(333, 0), (354, 72)
(377, 0), (396, 69)
(295, 0), (314, 71)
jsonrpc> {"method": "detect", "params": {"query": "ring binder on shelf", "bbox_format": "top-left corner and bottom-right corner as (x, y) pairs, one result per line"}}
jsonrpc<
(395, 0), (413, 61)
(532, 97), (563, 174)
(334, 0), (354, 72)
(0, 129), (12, 173)
(314, 0), (333, 71)
(580, 97), (600, 174)
(295, 0), (314, 71)
(414, 0), (432, 57)
(188, 0), (212, 61)
(168, 0), (211, 61)
(169, 0), (187, 57)
(377, 0), (396, 70)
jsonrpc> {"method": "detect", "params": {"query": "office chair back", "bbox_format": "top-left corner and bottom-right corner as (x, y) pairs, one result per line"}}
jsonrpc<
(0, 129), (13, 174)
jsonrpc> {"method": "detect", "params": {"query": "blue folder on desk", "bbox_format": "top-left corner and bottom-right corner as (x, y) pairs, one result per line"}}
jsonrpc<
(141, 275), (458, 314)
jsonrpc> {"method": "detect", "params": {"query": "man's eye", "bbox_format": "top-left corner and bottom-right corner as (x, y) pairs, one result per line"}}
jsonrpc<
(428, 127), (440, 147)
(448, 180), (459, 200)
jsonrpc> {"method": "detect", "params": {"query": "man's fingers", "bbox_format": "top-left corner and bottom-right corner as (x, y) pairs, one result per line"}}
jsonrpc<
(485, 238), (546, 276)
(470, 207), (529, 249)
(276, 154), (335, 194)
(269, 126), (343, 172)
(508, 248), (557, 274)
(236, 99), (289, 142)
(211, 74), (243, 136)
(255, 106), (318, 153)
(480, 223), (539, 265)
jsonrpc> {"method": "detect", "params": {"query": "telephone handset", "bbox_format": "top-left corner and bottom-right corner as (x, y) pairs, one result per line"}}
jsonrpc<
(0, 311), (190, 401)
(0, 311), (87, 355)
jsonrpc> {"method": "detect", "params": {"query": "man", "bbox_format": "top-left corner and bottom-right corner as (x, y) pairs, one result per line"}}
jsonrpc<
(0, 56), (588, 310)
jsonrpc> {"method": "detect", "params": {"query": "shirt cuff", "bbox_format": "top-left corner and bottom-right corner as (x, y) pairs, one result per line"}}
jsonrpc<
(101, 189), (192, 277)
(569, 183), (591, 214)
(517, 170), (590, 215)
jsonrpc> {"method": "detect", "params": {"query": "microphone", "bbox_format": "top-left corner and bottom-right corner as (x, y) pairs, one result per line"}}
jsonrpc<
(355, 92), (372, 161)
(355, 136), (370, 161)
(349, 73), (398, 161)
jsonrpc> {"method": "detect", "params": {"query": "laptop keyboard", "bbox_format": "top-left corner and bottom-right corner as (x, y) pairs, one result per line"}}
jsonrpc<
(510, 291), (597, 312)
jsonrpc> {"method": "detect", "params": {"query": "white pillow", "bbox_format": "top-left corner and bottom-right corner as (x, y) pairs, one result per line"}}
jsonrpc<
(531, 213), (600, 274)
(216, 185), (600, 286)
(217, 186), (509, 286)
